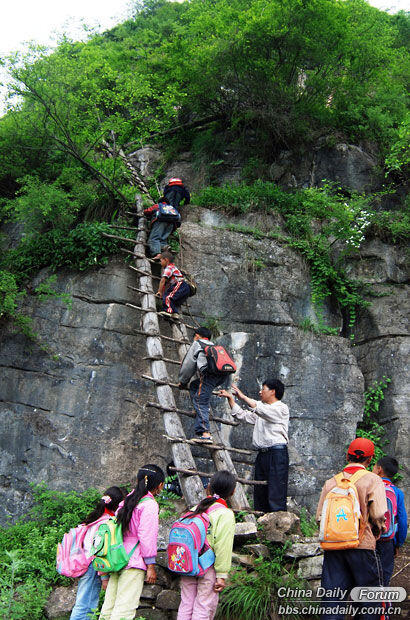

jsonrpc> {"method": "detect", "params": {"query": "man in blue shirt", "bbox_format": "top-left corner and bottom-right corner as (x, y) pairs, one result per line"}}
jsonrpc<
(373, 456), (408, 586)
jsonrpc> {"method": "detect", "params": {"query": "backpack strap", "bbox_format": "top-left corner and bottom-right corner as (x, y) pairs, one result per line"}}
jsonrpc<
(349, 469), (369, 485)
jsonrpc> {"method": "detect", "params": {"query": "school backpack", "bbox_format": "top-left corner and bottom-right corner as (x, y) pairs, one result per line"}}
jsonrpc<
(319, 469), (368, 550)
(90, 497), (150, 572)
(181, 269), (197, 297)
(56, 524), (92, 578)
(380, 479), (398, 540)
(199, 342), (237, 375)
(156, 202), (181, 225)
(167, 511), (215, 577)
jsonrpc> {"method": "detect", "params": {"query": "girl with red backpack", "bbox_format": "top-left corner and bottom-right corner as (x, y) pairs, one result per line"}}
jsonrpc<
(176, 470), (236, 620)
(69, 487), (124, 620)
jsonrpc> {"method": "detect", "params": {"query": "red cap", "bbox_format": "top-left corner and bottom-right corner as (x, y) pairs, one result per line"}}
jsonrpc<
(347, 438), (375, 458)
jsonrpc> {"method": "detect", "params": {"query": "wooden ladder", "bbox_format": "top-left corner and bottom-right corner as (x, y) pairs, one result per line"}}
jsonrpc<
(108, 197), (267, 517)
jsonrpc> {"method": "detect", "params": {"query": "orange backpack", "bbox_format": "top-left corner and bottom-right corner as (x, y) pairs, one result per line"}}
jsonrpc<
(319, 469), (368, 550)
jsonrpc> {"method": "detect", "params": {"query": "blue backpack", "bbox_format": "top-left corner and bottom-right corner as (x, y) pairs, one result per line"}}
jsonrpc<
(157, 202), (181, 225)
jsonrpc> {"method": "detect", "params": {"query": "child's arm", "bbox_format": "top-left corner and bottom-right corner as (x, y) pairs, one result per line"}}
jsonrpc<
(395, 487), (408, 549)
(137, 499), (159, 578)
(157, 276), (167, 297)
(212, 509), (236, 590)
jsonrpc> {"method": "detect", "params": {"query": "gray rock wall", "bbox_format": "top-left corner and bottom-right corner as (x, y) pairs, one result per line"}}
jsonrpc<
(0, 209), (408, 521)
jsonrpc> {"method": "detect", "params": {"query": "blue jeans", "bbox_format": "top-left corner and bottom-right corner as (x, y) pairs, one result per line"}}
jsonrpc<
(147, 221), (174, 256)
(70, 563), (101, 620)
(190, 373), (226, 435)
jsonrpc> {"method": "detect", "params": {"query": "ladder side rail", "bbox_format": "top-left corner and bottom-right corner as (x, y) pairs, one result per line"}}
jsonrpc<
(170, 321), (255, 520)
(133, 195), (204, 506)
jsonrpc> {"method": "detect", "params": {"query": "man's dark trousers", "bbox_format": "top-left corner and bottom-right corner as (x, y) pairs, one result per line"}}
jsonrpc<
(254, 445), (288, 512)
(321, 549), (383, 620)
(376, 539), (395, 586)
(190, 373), (226, 435)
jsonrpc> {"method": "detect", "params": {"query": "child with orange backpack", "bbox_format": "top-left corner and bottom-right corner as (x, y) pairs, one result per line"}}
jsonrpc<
(316, 438), (387, 619)
(170, 470), (236, 620)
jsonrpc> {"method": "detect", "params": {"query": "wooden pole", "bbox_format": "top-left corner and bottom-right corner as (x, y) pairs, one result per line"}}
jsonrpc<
(132, 194), (204, 505)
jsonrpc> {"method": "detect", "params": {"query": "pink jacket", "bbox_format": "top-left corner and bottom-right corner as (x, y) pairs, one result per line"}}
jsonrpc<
(116, 491), (159, 570)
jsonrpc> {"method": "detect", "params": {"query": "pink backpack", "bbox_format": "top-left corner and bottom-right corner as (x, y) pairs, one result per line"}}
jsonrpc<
(167, 504), (221, 577)
(56, 515), (108, 578)
(56, 524), (91, 577)
(381, 479), (398, 540)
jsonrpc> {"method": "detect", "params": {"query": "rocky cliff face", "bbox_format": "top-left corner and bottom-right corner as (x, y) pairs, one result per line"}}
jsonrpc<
(1, 140), (408, 523)
(1, 204), (407, 523)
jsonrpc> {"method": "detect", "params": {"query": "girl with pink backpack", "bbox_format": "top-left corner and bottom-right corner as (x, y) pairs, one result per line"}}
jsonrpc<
(68, 486), (124, 620)
(176, 470), (237, 620)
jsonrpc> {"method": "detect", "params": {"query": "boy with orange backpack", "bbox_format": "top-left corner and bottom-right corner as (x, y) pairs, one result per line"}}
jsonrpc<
(373, 456), (408, 587)
(316, 438), (387, 619)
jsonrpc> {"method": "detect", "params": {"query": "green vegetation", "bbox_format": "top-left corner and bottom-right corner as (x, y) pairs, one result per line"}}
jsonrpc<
(0, 0), (407, 345)
(299, 508), (319, 537)
(356, 376), (391, 466)
(0, 483), (178, 619)
(217, 545), (312, 620)
(195, 181), (384, 333)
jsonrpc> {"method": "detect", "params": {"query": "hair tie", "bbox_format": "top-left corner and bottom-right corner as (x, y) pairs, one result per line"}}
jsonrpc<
(144, 475), (148, 487)
(212, 493), (220, 500)
(101, 495), (111, 504)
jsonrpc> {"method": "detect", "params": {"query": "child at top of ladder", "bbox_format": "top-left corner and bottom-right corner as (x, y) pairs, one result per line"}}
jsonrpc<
(144, 178), (190, 259)
(156, 251), (190, 319)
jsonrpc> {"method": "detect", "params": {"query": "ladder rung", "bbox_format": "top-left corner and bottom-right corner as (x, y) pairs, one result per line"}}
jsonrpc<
(144, 356), (180, 365)
(102, 232), (137, 244)
(146, 402), (239, 427)
(169, 466), (267, 486)
(128, 265), (161, 280)
(126, 303), (157, 313)
(133, 329), (190, 344)
(108, 224), (139, 231)
(164, 435), (255, 455)
(126, 303), (196, 330)
(120, 248), (157, 263)
(143, 375), (221, 395)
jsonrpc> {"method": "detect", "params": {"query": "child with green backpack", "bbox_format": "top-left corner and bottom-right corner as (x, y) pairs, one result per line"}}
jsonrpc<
(98, 465), (165, 620)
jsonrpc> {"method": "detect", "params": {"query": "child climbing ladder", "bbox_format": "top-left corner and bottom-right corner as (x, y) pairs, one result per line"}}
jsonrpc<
(156, 251), (191, 319)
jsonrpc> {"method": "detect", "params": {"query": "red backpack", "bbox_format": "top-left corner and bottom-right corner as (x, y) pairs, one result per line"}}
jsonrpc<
(199, 342), (237, 375)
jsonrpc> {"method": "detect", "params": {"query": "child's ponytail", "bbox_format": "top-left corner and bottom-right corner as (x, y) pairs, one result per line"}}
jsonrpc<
(186, 470), (236, 517)
(116, 464), (165, 534)
(83, 486), (124, 525)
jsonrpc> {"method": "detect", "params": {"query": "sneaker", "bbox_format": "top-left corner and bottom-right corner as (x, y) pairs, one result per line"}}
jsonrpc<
(158, 311), (180, 320)
(191, 435), (213, 444)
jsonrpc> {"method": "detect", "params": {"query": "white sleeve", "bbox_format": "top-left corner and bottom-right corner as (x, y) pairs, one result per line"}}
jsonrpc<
(231, 403), (257, 424)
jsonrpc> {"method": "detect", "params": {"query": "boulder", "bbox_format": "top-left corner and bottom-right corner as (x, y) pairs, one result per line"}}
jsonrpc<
(156, 589), (181, 611)
(231, 552), (255, 567)
(141, 584), (162, 600)
(285, 540), (322, 559)
(234, 521), (258, 543)
(243, 543), (270, 559)
(257, 511), (300, 543)
(297, 555), (324, 579)
(44, 585), (76, 619)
